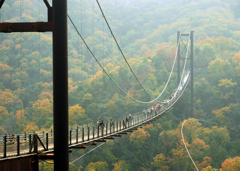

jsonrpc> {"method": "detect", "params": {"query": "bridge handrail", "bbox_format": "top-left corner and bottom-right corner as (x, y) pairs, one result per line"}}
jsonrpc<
(0, 72), (190, 158)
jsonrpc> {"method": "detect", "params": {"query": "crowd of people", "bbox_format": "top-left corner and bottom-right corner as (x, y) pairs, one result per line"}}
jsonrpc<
(97, 120), (105, 129)
(95, 72), (190, 132)
(96, 114), (134, 130)
(123, 114), (133, 128)
(142, 103), (161, 116)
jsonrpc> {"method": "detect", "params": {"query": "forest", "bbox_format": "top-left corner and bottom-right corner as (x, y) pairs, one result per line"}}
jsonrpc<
(1, 0), (240, 170)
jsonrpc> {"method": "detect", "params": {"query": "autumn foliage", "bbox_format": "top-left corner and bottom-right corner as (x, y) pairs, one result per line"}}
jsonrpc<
(1, 0), (240, 170)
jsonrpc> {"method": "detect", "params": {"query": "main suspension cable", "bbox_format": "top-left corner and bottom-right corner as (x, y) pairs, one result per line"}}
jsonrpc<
(95, 0), (188, 104)
(95, 0), (157, 100)
(68, 14), (188, 104)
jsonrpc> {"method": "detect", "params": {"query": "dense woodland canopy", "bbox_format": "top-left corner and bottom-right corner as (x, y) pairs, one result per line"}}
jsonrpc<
(1, 0), (240, 170)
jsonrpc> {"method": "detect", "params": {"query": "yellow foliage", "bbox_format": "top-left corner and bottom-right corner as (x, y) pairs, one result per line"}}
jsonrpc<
(220, 157), (240, 171)
(171, 140), (190, 165)
(0, 106), (9, 121)
(232, 52), (240, 75)
(208, 58), (225, 74)
(201, 166), (214, 171)
(69, 104), (88, 126)
(178, 118), (202, 139)
(41, 34), (51, 41)
(198, 157), (212, 171)
(88, 77), (94, 84)
(15, 44), (21, 50)
(42, 82), (52, 89)
(212, 126), (230, 145)
(31, 59), (36, 64)
(69, 77), (78, 92)
(152, 153), (170, 171)
(15, 109), (24, 125)
(77, 166), (83, 171)
(11, 79), (22, 88)
(112, 160), (127, 171)
(0, 64), (12, 71)
(32, 98), (52, 113)
(0, 89), (14, 106)
(111, 93), (119, 100)
(96, 70), (103, 77)
(39, 91), (53, 100)
(130, 125), (151, 144)
(0, 126), (6, 134)
(114, 66), (120, 71)
(39, 160), (54, 171)
(199, 38), (216, 46)
(85, 161), (108, 171)
(107, 63), (114, 68)
(83, 93), (92, 101)
(0, 89), (22, 108)
(218, 78), (237, 88)
(232, 52), (240, 64)
(3, 73), (11, 80)
(202, 127), (212, 143)
(126, 86), (141, 100)
(140, 167), (148, 171)
(40, 69), (51, 76)
(156, 123), (162, 129)
(220, 90), (235, 100)
(191, 138), (209, 149)
(212, 106), (230, 124)
(23, 122), (39, 133)
(32, 98), (53, 129)
(106, 100), (117, 113)
(22, 48), (29, 53)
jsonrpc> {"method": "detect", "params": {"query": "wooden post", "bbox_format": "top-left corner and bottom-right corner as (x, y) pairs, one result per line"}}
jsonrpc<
(82, 127), (84, 142)
(46, 133), (49, 150)
(29, 134), (32, 154)
(17, 135), (20, 156)
(70, 130), (72, 145)
(3, 135), (6, 158)
(76, 128), (78, 143)
(88, 126), (90, 140)
(33, 134), (38, 153)
(97, 126), (99, 138)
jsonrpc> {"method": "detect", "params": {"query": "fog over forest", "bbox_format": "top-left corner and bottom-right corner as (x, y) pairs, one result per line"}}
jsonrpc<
(1, 0), (240, 170)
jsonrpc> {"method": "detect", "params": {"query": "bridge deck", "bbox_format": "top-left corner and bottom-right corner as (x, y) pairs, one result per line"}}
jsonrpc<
(0, 73), (190, 160)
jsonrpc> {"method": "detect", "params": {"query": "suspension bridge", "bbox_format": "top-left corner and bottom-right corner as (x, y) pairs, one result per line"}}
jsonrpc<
(0, 0), (194, 170)
(0, 70), (191, 170)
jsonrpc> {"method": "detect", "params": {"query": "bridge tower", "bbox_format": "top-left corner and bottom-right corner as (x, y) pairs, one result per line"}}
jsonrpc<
(0, 0), (69, 170)
(177, 31), (194, 116)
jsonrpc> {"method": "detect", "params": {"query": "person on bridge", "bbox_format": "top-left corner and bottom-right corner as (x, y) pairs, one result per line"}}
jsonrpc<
(99, 120), (104, 129)
(8, 133), (15, 144)
(126, 115), (129, 122)
(97, 120), (101, 127)
(129, 114), (133, 125)
(142, 109), (146, 115)
(125, 115), (129, 128)
(151, 106), (155, 113)
(110, 119), (114, 128)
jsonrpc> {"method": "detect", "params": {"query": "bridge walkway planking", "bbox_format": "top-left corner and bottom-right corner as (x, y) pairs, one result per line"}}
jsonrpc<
(0, 73), (190, 160)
